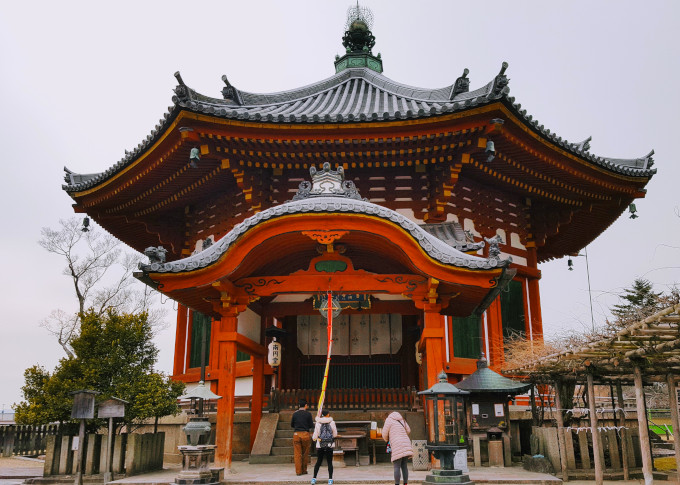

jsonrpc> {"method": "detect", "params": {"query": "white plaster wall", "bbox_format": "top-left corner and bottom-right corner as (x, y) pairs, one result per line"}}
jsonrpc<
(510, 232), (526, 250)
(234, 376), (253, 396)
(238, 308), (260, 343)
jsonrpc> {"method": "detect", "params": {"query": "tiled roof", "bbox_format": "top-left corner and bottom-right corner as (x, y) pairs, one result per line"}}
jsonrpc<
(138, 196), (511, 275)
(456, 357), (531, 394)
(63, 65), (656, 193)
(420, 222), (484, 253)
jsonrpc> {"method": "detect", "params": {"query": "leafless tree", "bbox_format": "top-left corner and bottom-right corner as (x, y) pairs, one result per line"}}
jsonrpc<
(39, 217), (167, 357)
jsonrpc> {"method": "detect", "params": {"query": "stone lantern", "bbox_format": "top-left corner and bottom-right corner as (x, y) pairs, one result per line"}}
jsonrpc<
(418, 371), (473, 485)
(176, 382), (222, 485)
(455, 356), (530, 467)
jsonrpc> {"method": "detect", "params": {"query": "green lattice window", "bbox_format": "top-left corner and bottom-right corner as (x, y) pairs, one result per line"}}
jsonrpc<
(189, 311), (212, 368)
(189, 312), (252, 367)
(500, 279), (526, 340)
(451, 315), (481, 359)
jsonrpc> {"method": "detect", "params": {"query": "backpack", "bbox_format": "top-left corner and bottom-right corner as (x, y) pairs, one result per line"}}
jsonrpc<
(319, 422), (334, 448)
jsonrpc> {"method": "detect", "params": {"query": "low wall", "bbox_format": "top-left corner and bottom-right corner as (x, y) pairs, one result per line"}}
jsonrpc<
(43, 432), (164, 477)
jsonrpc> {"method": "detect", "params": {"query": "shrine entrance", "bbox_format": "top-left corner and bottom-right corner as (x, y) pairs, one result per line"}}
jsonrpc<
(138, 164), (514, 466)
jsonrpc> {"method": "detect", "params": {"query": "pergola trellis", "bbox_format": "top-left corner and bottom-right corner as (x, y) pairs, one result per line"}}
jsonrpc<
(506, 304), (680, 485)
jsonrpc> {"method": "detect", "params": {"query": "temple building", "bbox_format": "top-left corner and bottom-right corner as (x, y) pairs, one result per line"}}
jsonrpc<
(61, 6), (655, 467)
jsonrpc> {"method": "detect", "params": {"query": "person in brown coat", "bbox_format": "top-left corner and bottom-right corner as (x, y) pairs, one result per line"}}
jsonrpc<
(382, 411), (413, 485)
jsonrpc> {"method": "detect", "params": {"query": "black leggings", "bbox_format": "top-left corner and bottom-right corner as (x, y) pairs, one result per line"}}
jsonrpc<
(393, 457), (408, 484)
(313, 447), (334, 479)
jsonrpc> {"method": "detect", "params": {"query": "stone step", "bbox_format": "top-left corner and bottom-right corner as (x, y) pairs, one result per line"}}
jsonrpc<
(275, 429), (295, 438)
(274, 437), (293, 447)
(271, 446), (295, 456)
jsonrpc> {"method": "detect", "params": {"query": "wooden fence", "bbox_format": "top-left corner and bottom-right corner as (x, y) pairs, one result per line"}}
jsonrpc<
(0, 424), (61, 457)
(532, 426), (642, 478)
(43, 432), (164, 477)
(269, 387), (419, 412)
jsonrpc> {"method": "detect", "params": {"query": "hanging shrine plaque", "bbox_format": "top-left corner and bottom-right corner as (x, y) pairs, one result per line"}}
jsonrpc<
(370, 314), (390, 354)
(298, 314), (401, 355)
(350, 314), (371, 354)
(332, 314), (350, 355)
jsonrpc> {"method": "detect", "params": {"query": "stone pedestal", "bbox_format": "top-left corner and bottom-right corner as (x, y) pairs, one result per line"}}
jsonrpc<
(454, 448), (468, 472)
(488, 440), (504, 467)
(424, 468), (474, 484)
(176, 445), (221, 485)
(332, 450), (346, 467)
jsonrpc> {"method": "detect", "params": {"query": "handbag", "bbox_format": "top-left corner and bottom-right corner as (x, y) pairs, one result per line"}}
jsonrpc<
(386, 441), (391, 453)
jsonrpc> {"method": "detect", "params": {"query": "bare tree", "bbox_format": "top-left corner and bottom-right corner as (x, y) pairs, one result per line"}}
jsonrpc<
(39, 217), (167, 357)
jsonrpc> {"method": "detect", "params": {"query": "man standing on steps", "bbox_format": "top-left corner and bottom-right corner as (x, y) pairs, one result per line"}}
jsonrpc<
(291, 399), (314, 476)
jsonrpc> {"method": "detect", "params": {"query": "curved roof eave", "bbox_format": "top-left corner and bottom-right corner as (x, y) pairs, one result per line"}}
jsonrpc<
(62, 67), (655, 194)
(137, 196), (511, 275)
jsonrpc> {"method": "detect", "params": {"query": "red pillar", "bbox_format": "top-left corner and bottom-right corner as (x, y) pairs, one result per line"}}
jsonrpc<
(486, 299), (504, 370)
(250, 355), (264, 449)
(526, 246), (543, 340)
(422, 308), (445, 388)
(214, 313), (238, 469)
(185, 309), (194, 371)
(173, 304), (188, 376)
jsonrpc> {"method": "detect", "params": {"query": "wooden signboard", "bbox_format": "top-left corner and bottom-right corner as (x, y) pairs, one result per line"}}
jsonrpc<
(98, 399), (126, 418)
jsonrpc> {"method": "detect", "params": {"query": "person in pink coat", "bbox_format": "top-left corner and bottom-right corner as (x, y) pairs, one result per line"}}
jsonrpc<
(382, 411), (413, 485)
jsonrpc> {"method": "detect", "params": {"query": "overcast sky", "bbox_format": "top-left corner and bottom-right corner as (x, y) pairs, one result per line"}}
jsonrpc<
(1, 0), (678, 409)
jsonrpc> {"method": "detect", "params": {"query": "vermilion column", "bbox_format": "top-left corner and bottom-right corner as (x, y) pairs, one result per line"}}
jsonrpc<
(486, 299), (504, 370)
(250, 355), (265, 448)
(173, 304), (188, 376)
(526, 246), (543, 340)
(422, 308), (445, 388)
(214, 313), (238, 469)
(185, 309), (194, 372)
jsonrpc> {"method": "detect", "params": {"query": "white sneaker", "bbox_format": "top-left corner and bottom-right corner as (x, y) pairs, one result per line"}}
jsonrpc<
(310, 479), (316, 485)
(328, 480), (333, 485)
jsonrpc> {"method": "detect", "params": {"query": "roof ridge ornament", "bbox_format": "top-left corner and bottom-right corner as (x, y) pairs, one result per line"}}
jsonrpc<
(221, 75), (242, 105)
(173, 71), (190, 102)
(484, 234), (504, 262)
(489, 62), (510, 98)
(343, 3), (375, 53)
(450, 68), (470, 99)
(292, 162), (367, 201)
(572, 136), (592, 152)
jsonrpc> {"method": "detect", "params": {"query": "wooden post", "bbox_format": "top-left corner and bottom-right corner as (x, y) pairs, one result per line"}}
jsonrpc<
(553, 380), (569, 481)
(422, 310), (445, 388)
(633, 365), (653, 485)
(214, 313), (238, 469)
(74, 420), (86, 485)
(615, 382), (630, 480)
(666, 374), (680, 479)
(586, 373), (603, 485)
(173, 304), (189, 376)
(250, 354), (264, 449)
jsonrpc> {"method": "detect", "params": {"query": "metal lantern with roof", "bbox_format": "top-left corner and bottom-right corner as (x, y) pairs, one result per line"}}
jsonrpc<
(418, 371), (469, 471)
(178, 381), (222, 446)
(455, 356), (531, 467)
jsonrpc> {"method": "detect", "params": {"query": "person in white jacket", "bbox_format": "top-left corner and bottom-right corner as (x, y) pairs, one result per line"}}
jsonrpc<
(310, 409), (338, 485)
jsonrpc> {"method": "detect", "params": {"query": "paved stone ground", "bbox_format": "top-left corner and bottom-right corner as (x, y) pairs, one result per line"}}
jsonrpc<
(0, 457), (672, 485)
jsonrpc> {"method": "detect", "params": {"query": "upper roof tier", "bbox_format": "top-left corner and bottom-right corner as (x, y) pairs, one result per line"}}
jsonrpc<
(63, 63), (654, 194)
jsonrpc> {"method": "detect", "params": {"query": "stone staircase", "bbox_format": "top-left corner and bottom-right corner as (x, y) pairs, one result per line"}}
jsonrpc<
(270, 412), (296, 463)
(250, 411), (309, 464)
